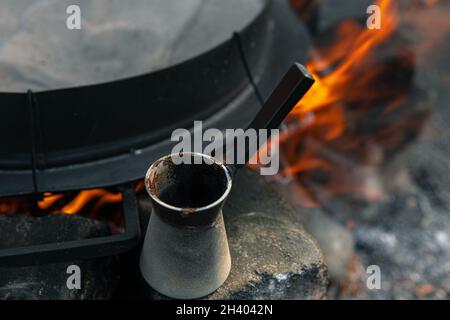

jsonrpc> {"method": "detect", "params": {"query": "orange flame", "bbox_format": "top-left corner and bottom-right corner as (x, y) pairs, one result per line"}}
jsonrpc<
(290, 0), (398, 133)
(281, 0), (431, 206)
(37, 189), (122, 215)
(0, 187), (126, 227)
(37, 192), (64, 210)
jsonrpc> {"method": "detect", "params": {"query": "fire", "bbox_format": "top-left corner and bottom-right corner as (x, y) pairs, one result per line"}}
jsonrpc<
(0, 178), (147, 225)
(281, 0), (430, 206)
(37, 190), (122, 215)
(292, 0), (398, 116)
(0, 188), (124, 229)
(37, 192), (64, 210)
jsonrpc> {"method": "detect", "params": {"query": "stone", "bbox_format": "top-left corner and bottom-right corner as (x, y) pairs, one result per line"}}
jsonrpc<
(278, 183), (355, 283)
(0, 214), (120, 300)
(301, 210), (354, 282)
(209, 212), (328, 299)
(214, 169), (328, 299)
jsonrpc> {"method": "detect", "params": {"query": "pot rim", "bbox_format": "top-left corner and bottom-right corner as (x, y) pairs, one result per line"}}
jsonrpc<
(144, 152), (232, 213)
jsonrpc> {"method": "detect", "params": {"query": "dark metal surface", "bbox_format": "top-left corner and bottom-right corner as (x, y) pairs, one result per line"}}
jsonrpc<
(247, 63), (314, 133)
(0, 185), (141, 267)
(0, 0), (310, 196)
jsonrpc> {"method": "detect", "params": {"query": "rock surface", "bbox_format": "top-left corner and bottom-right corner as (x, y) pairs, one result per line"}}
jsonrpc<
(217, 169), (327, 299)
(0, 214), (120, 300)
(209, 212), (327, 299)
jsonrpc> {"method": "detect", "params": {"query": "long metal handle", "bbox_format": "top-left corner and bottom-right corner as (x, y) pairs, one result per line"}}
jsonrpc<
(227, 63), (315, 172)
(246, 63), (314, 133)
